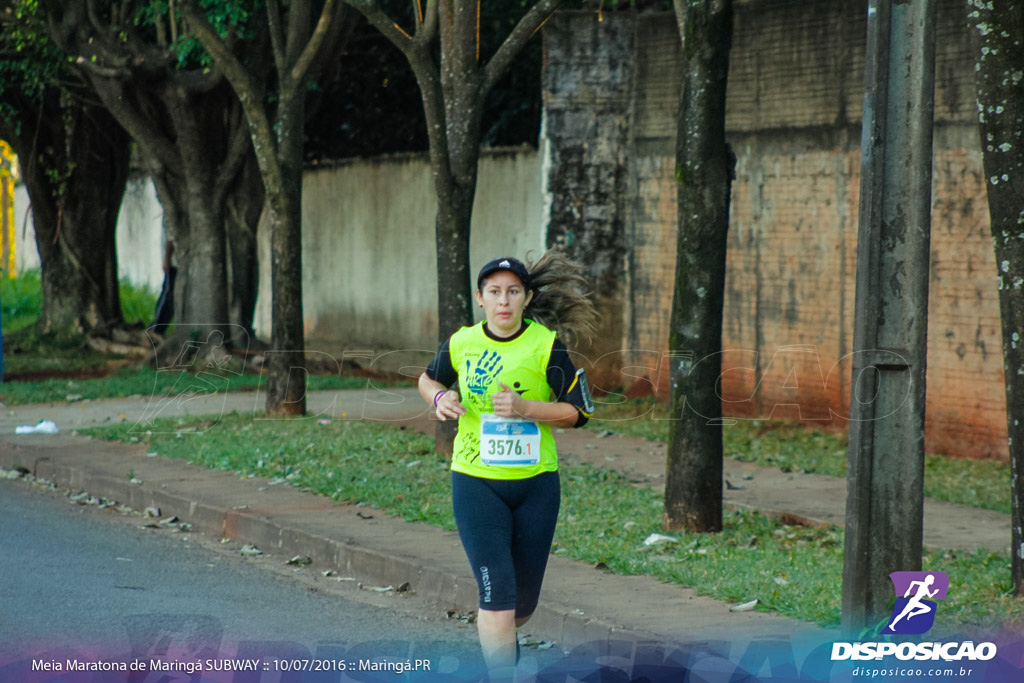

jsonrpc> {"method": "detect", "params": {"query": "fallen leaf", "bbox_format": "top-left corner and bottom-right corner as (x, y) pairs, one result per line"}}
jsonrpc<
(362, 584), (394, 593)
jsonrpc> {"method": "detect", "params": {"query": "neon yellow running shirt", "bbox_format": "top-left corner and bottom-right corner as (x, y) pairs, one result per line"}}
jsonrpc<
(448, 321), (558, 480)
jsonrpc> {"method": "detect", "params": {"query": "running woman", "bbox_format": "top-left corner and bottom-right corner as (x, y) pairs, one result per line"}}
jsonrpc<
(418, 251), (597, 677)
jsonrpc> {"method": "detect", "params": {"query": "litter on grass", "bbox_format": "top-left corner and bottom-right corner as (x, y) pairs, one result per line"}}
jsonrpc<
(16, 420), (59, 435)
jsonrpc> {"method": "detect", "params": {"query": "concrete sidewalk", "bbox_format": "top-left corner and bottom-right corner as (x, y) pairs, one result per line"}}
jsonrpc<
(0, 388), (1010, 657)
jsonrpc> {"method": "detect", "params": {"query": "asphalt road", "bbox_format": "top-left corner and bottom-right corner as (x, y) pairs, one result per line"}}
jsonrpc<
(0, 475), (513, 680)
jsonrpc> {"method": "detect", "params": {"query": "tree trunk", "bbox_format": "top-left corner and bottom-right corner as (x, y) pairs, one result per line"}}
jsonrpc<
(94, 78), (263, 365)
(664, 0), (734, 533)
(177, 0), (356, 417)
(40, 0), (267, 363)
(9, 92), (129, 343)
(226, 149), (264, 341)
(346, 0), (560, 451)
(965, 0), (1024, 596)
(431, 175), (477, 452)
(434, 182), (476, 340)
(404, 13), (485, 452)
(263, 86), (308, 417)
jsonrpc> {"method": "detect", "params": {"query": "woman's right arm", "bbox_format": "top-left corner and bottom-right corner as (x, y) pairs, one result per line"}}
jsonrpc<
(420, 340), (465, 421)
(419, 373), (465, 421)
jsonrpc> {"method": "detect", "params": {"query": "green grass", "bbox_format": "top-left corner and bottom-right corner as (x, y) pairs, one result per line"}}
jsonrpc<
(588, 398), (1012, 514)
(0, 269), (409, 401)
(119, 276), (159, 326)
(81, 413), (1024, 635)
(1, 269), (158, 332)
(0, 269), (158, 376)
(1, 269), (42, 332)
(0, 366), (391, 405)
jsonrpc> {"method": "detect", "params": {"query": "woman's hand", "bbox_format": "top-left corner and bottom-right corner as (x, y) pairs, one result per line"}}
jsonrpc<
(435, 390), (466, 421)
(419, 372), (466, 422)
(491, 383), (525, 418)
(493, 383), (580, 428)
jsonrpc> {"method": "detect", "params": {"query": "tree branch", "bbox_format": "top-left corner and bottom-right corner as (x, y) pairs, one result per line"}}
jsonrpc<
(178, 0), (282, 190)
(84, 74), (182, 172)
(165, 66), (224, 94)
(289, 0), (341, 86)
(420, 0), (439, 44)
(482, 0), (561, 94)
(344, 0), (415, 57)
(212, 107), (253, 209)
(267, 0), (287, 77)
(73, 55), (130, 80)
(39, 0), (80, 53)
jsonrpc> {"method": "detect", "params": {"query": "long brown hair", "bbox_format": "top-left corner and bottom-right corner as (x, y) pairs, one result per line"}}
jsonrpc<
(523, 249), (598, 347)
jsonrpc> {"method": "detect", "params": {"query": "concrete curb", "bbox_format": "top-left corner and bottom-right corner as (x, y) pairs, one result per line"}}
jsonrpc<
(0, 433), (826, 655)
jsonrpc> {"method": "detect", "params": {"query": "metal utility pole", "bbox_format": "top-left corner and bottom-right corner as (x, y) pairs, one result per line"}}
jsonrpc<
(841, 0), (937, 633)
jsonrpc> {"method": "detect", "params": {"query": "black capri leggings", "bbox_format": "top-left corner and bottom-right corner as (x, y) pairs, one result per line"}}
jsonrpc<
(451, 471), (561, 618)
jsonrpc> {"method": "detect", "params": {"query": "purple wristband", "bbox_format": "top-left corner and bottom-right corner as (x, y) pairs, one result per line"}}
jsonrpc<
(434, 390), (446, 407)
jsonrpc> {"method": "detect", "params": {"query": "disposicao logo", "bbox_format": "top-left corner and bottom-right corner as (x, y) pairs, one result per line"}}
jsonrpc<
(831, 569), (998, 663)
(883, 571), (949, 635)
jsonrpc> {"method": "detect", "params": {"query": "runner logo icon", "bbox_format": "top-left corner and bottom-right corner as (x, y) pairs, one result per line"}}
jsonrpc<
(883, 571), (949, 635)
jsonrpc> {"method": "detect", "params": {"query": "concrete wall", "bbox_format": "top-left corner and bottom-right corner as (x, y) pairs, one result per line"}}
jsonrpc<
(541, 15), (636, 389)
(12, 178), (165, 292)
(9, 0), (1007, 460)
(12, 150), (543, 362)
(253, 148), (545, 367)
(563, 2), (1004, 459)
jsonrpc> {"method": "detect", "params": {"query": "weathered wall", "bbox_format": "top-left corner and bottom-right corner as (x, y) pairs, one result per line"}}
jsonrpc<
(9, 0), (1007, 460)
(12, 151), (543, 372)
(564, 2), (1005, 459)
(13, 178), (165, 292)
(252, 148), (545, 366)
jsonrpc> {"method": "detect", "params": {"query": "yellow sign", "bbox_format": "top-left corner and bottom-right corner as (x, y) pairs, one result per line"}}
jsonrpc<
(0, 140), (15, 276)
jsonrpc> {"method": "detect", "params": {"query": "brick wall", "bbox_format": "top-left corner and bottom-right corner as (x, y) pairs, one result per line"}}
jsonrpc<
(546, 1), (1008, 460)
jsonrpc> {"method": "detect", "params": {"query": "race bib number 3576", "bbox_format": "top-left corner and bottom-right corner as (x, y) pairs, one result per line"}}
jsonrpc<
(480, 415), (541, 466)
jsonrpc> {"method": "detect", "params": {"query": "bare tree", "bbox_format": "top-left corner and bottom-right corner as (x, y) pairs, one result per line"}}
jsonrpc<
(965, 0), (1024, 596)
(180, 0), (354, 415)
(663, 0), (735, 532)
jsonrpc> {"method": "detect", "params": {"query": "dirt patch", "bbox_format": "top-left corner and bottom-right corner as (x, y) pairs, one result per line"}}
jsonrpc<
(3, 359), (136, 383)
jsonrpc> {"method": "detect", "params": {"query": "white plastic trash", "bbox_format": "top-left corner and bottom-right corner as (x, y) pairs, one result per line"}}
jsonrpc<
(15, 420), (59, 435)
(643, 533), (679, 546)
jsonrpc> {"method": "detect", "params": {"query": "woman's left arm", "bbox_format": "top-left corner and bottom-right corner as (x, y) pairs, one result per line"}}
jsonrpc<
(490, 383), (580, 428)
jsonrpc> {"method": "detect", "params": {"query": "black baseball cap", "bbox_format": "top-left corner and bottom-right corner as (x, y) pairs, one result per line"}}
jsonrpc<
(477, 256), (531, 290)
